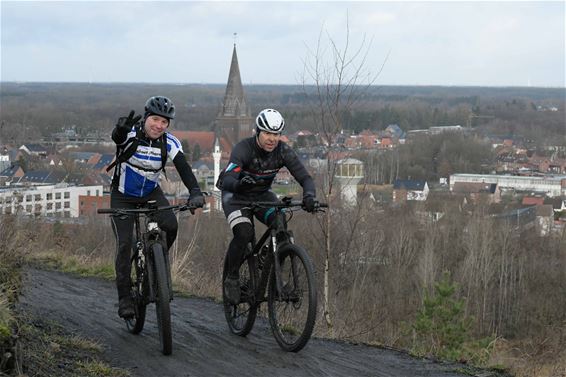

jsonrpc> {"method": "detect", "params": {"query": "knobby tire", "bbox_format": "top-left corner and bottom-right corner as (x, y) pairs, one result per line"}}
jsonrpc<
(267, 244), (317, 352)
(126, 247), (147, 334)
(152, 243), (173, 355)
(222, 250), (258, 336)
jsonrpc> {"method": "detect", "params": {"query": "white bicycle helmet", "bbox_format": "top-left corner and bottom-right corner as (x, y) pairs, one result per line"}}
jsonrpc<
(255, 108), (285, 134)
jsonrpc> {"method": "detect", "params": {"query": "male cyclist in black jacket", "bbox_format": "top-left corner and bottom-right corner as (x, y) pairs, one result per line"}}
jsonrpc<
(218, 108), (317, 304)
(110, 96), (205, 318)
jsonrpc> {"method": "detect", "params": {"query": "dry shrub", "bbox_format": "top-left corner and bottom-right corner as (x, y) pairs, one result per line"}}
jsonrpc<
(11, 198), (563, 374)
(490, 334), (566, 377)
(0, 214), (37, 374)
(273, 201), (565, 372)
(170, 211), (229, 298)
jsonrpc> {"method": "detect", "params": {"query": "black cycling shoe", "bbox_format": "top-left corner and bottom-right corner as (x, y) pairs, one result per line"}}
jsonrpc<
(118, 296), (135, 318)
(224, 277), (241, 305)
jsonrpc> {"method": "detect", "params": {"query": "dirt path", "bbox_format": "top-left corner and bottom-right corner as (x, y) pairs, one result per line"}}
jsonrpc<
(19, 268), (494, 377)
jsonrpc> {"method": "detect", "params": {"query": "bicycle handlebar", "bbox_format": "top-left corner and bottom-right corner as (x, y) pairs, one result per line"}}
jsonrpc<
(97, 203), (198, 215)
(231, 198), (328, 211)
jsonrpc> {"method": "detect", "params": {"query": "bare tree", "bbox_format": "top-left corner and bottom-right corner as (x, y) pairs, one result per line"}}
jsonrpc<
(301, 14), (388, 329)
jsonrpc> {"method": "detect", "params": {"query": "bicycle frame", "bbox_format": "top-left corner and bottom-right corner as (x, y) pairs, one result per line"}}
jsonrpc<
(245, 209), (295, 304)
(224, 197), (326, 351)
(234, 197), (325, 304)
(99, 201), (198, 355)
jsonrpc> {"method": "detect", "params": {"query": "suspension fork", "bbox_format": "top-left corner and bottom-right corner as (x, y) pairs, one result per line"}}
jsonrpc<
(271, 210), (289, 296)
(146, 229), (170, 303)
(132, 214), (147, 300)
(132, 214), (143, 263)
(271, 228), (284, 296)
(161, 230), (174, 300)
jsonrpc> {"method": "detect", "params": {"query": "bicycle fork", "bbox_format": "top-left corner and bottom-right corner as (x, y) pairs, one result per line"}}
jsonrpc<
(144, 226), (173, 303)
(133, 240), (147, 301)
(271, 229), (300, 299)
(271, 231), (284, 296)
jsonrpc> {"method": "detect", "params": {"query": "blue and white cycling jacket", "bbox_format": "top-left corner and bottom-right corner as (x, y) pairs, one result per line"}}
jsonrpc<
(114, 128), (183, 197)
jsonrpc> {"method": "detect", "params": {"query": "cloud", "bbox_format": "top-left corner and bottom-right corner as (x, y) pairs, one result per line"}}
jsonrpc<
(1, 1), (563, 86)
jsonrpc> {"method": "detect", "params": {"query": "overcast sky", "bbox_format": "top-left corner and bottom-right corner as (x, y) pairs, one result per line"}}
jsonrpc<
(1, 1), (564, 87)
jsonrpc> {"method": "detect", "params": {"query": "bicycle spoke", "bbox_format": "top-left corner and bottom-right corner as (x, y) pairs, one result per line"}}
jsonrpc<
(268, 245), (317, 352)
(223, 255), (258, 336)
(125, 248), (147, 334)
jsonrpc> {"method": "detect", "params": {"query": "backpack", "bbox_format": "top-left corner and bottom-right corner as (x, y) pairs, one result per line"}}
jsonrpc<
(106, 126), (168, 175)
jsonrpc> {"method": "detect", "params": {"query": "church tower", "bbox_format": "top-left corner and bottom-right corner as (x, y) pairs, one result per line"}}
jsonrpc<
(214, 44), (254, 147)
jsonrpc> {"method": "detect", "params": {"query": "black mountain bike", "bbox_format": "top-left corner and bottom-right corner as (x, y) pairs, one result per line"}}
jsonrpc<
(98, 201), (196, 355)
(222, 196), (327, 352)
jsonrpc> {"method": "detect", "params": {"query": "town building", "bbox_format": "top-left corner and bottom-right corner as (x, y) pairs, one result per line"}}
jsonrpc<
(393, 179), (429, 202)
(335, 158), (364, 206)
(0, 184), (103, 217)
(452, 182), (501, 204)
(449, 173), (566, 197)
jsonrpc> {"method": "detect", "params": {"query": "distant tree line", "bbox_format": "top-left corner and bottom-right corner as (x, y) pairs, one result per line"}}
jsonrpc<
(0, 83), (563, 147)
(356, 133), (495, 184)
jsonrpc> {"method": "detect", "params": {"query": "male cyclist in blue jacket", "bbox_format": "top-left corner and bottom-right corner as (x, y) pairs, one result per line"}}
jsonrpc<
(218, 108), (317, 304)
(110, 96), (204, 318)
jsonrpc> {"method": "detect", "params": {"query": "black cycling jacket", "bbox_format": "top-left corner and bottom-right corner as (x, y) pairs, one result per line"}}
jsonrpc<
(221, 136), (315, 198)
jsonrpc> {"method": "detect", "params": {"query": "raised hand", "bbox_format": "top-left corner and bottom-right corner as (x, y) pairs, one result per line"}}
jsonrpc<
(116, 110), (141, 131)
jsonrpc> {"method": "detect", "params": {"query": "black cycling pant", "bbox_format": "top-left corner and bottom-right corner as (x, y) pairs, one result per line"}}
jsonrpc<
(222, 190), (284, 279)
(110, 187), (177, 299)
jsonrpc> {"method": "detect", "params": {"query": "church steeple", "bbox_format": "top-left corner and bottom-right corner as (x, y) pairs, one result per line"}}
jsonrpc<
(215, 43), (254, 147)
(219, 44), (250, 117)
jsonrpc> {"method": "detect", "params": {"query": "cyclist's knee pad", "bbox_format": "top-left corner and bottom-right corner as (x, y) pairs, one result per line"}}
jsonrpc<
(232, 222), (254, 245)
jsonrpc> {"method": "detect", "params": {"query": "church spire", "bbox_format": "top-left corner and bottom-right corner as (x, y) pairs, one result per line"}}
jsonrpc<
(215, 43), (254, 147)
(219, 44), (250, 117)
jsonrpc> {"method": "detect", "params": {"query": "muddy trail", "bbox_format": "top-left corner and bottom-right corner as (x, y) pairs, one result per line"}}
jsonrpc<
(19, 268), (498, 377)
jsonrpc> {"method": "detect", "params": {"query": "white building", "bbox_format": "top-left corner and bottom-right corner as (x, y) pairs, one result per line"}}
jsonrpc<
(0, 155), (9, 173)
(0, 184), (103, 217)
(449, 174), (566, 197)
(429, 125), (463, 134)
(335, 158), (364, 206)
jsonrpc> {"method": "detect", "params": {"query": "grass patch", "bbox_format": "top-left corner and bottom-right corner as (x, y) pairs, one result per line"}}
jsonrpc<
(26, 251), (115, 280)
(0, 296), (14, 342)
(53, 334), (104, 353)
(280, 324), (299, 336)
(19, 314), (129, 377)
(76, 360), (130, 377)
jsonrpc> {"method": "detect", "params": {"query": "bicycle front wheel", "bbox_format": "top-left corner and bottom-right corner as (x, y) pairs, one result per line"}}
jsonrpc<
(222, 249), (258, 337)
(268, 244), (317, 352)
(126, 248), (147, 334)
(151, 242), (172, 355)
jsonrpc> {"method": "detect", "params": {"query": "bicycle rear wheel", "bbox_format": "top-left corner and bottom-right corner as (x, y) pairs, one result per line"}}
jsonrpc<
(267, 244), (317, 352)
(222, 249), (258, 336)
(126, 248), (147, 334)
(151, 242), (172, 355)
